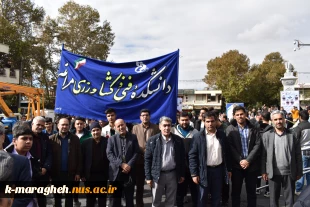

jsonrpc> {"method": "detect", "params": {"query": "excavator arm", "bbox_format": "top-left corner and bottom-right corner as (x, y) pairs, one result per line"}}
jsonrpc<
(0, 96), (15, 117)
(0, 82), (44, 119)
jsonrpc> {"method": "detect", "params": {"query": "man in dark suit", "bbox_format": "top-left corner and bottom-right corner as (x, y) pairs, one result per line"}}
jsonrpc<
(226, 105), (261, 207)
(261, 110), (302, 207)
(189, 111), (231, 207)
(81, 122), (109, 207)
(107, 119), (139, 207)
(30, 116), (52, 207)
(194, 108), (208, 131)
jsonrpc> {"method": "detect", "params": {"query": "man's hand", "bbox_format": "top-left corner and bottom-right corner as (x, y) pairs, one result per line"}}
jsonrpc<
(240, 160), (250, 169)
(75, 175), (80, 181)
(146, 180), (153, 188)
(41, 168), (47, 175)
(296, 175), (302, 180)
(178, 177), (185, 184)
(262, 173), (268, 181)
(228, 172), (232, 179)
(192, 176), (199, 184)
(121, 163), (131, 173)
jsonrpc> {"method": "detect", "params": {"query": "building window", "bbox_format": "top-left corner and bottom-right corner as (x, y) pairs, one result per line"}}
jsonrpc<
(0, 68), (5, 76)
(9, 69), (15, 77)
(207, 94), (216, 102)
(196, 94), (204, 101)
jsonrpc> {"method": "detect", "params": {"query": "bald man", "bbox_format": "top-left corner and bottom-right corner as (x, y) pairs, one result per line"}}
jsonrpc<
(107, 119), (139, 207)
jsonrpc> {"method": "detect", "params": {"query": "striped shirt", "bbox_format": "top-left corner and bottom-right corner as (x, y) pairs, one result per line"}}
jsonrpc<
(238, 124), (249, 158)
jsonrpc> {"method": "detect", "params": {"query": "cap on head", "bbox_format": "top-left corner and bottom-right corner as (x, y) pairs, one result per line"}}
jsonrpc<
(90, 122), (101, 131)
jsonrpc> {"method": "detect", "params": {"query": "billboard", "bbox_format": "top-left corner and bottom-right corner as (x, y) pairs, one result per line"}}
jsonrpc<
(280, 91), (300, 112)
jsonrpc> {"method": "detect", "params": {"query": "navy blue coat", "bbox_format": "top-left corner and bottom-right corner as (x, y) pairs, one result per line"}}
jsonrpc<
(144, 133), (185, 183)
(10, 153), (33, 207)
(106, 133), (139, 181)
(188, 129), (231, 187)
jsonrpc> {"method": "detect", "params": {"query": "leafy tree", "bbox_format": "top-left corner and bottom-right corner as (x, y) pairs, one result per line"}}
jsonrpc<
(33, 1), (115, 108)
(0, 0), (45, 84)
(248, 52), (285, 106)
(56, 0), (115, 60)
(0, 0), (115, 110)
(205, 50), (252, 103)
(205, 51), (286, 107)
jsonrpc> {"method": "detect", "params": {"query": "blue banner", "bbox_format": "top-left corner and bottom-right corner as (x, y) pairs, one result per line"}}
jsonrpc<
(55, 49), (179, 123)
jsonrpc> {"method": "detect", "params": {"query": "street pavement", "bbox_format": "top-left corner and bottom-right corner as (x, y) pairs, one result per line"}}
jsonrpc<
(46, 182), (303, 207)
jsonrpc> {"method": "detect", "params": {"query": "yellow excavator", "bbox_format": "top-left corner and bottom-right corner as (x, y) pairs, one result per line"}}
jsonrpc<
(0, 81), (44, 141)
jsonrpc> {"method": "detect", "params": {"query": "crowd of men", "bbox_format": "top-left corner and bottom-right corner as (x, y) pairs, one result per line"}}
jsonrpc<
(0, 105), (310, 207)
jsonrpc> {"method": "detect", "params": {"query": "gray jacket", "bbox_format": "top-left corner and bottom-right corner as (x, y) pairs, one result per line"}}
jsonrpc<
(261, 128), (302, 180)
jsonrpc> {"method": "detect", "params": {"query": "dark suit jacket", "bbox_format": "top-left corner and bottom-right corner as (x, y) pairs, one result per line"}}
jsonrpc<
(9, 153), (32, 207)
(261, 128), (302, 180)
(226, 119), (261, 172)
(106, 133), (139, 181)
(30, 132), (52, 172)
(194, 120), (203, 131)
(189, 129), (231, 187)
(81, 137), (109, 180)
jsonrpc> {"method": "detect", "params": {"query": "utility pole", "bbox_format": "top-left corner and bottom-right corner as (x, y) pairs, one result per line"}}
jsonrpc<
(294, 39), (310, 51)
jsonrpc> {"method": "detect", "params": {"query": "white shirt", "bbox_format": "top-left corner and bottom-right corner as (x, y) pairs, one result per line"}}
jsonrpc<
(200, 122), (205, 130)
(101, 124), (128, 137)
(206, 130), (222, 166)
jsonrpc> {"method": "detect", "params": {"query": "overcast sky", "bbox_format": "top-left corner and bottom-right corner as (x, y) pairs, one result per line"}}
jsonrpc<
(34, 0), (310, 81)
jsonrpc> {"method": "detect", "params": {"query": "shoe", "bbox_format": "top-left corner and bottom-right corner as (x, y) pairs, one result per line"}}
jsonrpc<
(256, 190), (261, 195)
(295, 191), (301, 196)
(264, 192), (270, 197)
(184, 196), (189, 203)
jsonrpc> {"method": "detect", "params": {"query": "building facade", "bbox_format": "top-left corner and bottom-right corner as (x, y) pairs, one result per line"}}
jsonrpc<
(178, 80), (222, 112)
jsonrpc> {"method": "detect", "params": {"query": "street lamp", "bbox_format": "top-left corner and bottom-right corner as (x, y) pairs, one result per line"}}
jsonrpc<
(294, 39), (310, 51)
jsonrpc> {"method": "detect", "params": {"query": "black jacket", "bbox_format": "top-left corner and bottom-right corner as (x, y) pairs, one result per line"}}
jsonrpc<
(260, 123), (273, 134)
(294, 120), (310, 150)
(194, 120), (203, 131)
(145, 133), (185, 183)
(226, 119), (261, 172)
(30, 132), (52, 172)
(5, 145), (42, 181)
(188, 129), (231, 187)
(81, 137), (109, 180)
